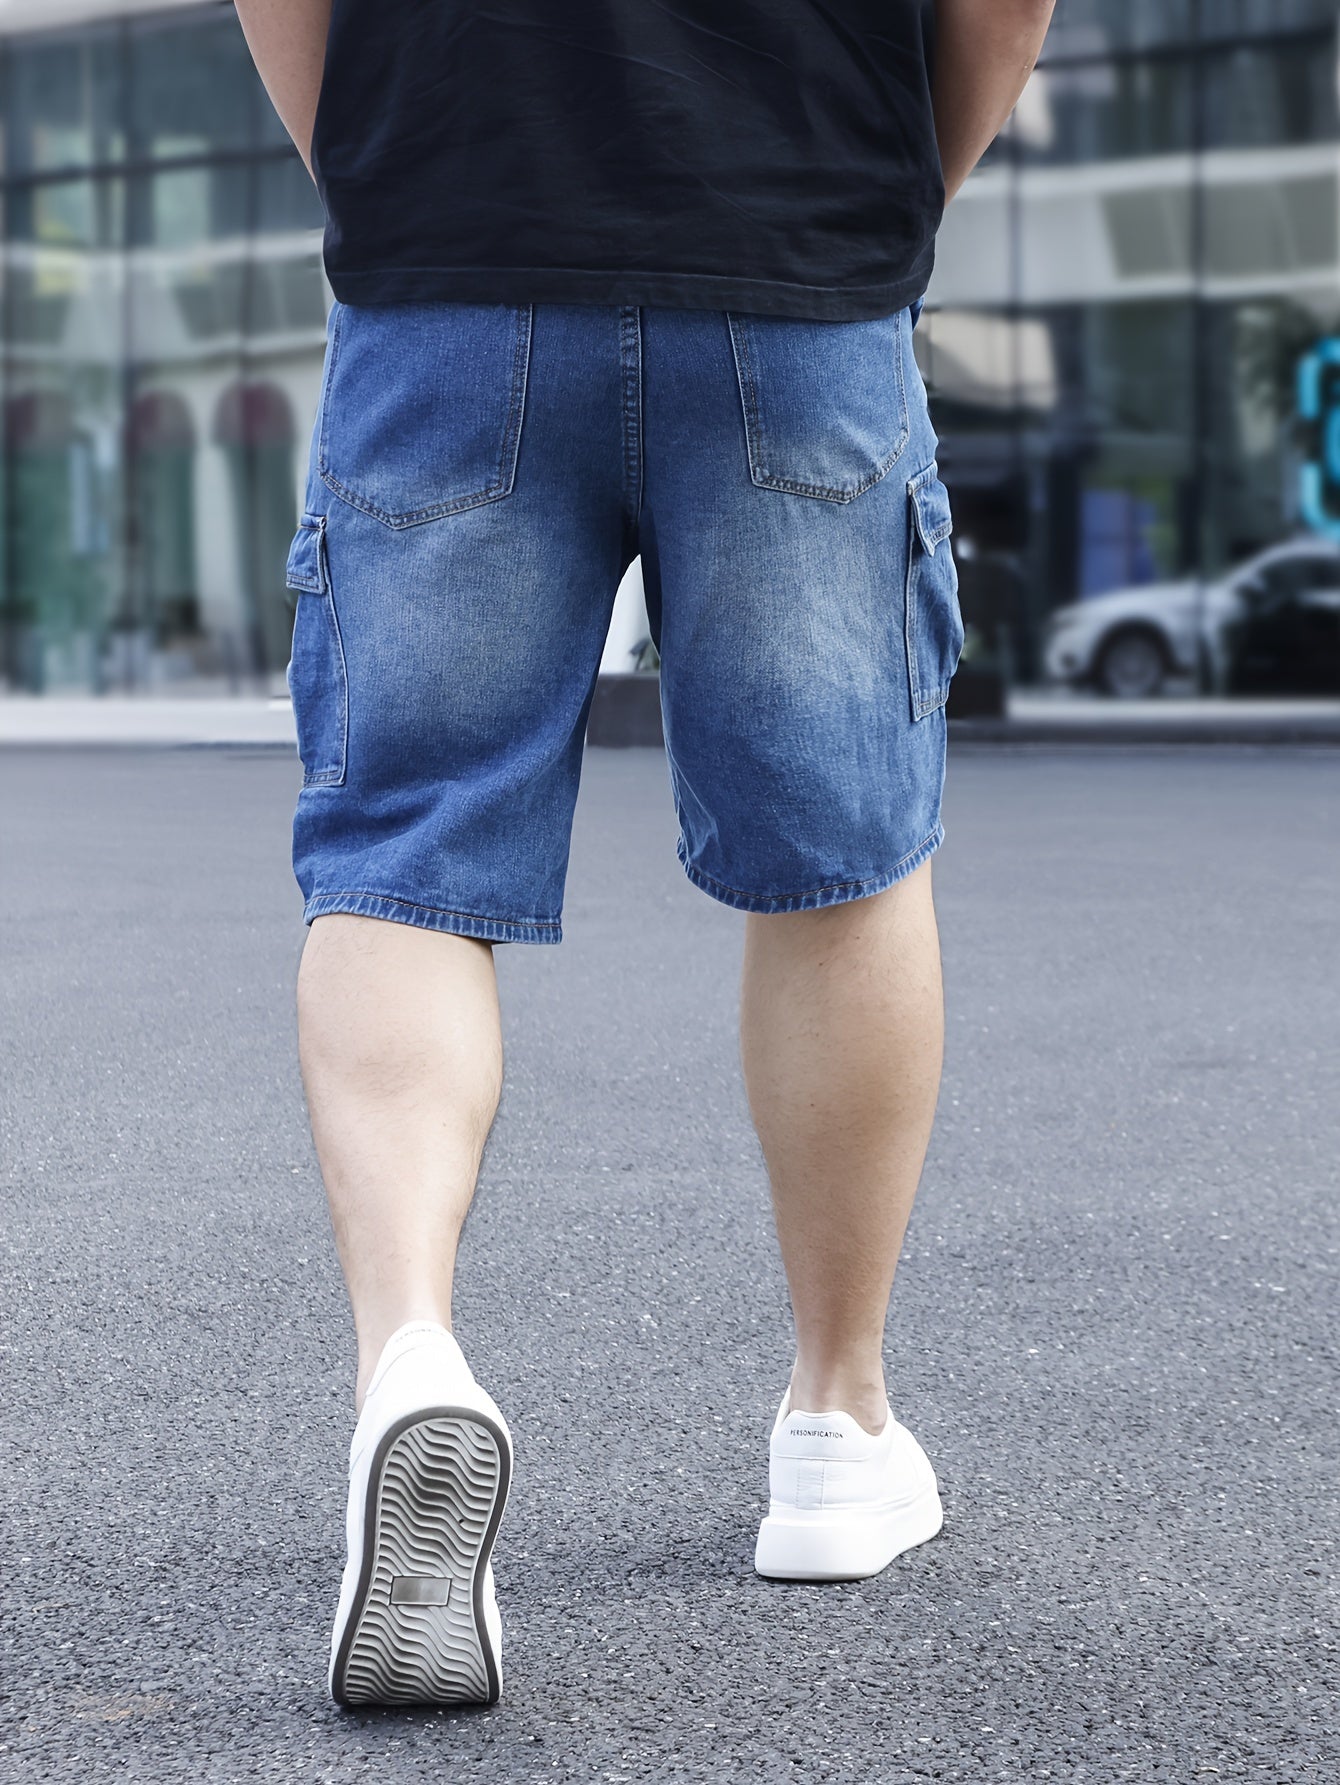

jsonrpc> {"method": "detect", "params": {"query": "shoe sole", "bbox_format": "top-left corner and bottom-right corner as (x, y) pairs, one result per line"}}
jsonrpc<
(330, 1407), (512, 1708)
(754, 1479), (943, 1582)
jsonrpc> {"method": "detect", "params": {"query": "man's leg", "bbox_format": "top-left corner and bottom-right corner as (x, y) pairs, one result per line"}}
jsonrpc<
(739, 860), (943, 1437)
(296, 914), (503, 1411)
(281, 299), (634, 1703)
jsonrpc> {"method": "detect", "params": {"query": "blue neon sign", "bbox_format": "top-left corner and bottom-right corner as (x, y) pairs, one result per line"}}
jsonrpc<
(1298, 337), (1340, 540)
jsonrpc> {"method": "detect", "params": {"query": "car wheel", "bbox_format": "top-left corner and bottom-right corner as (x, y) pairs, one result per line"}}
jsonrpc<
(1094, 628), (1168, 699)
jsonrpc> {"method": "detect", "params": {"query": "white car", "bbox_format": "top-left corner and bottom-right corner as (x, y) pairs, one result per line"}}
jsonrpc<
(1042, 537), (1340, 698)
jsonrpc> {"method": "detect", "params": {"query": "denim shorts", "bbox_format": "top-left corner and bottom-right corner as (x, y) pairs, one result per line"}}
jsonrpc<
(285, 297), (962, 944)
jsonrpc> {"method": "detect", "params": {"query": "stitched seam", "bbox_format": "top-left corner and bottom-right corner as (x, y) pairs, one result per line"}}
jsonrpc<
(909, 460), (952, 547)
(748, 463), (896, 503)
(619, 307), (643, 529)
(324, 557), (348, 781)
(319, 476), (510, 527)
(284, 515), (328, 593)
(905, 456), (958, 717)
(906, 457), (955, 717)
(331, 263), (924, 298)
(503, 304), (534, 496)
(906, 480), (923, 716)
(726, 313), (764, 482)
(315, 300), (345, 489)
(892, 305), (910, 460)
(299, 537), (347, 785)
(307, 890), (560, 929)
(682, 828), (941, 902)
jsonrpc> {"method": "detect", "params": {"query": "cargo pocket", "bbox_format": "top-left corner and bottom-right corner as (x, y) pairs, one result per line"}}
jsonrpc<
(725, 308), (910, 502)
(905, 463), (964, 720)
(317, 298), (533, 528)
(284, 513), (348, 786)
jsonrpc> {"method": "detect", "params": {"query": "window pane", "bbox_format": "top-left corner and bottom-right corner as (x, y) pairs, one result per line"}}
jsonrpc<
(1202, 300), (1340, 576)
(4, 29), (124, 174)
(2, 177), (125, 692)
(1042, 1), (1337, 59)
(1069, 303), (1196, 595)
(127, 161), (251, 251)
(125, 152), (308, 686)
(1025, 55), (1194, 162)
(1197, 2), (1340, 46)
(1202, 41), (1340, 149)
(128, 16), (256, 160)
(1043, 1), (1197, 60)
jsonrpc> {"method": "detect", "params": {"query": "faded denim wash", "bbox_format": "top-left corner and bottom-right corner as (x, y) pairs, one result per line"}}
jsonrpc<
(285, 297), (962, 945)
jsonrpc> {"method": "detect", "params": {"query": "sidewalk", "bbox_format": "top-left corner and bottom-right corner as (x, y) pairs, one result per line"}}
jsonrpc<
(960, 689), (1340, 745)
(1, 686), (1339, 746)
(0, 695), (300, 747)
(4, 743), (1335, 1782)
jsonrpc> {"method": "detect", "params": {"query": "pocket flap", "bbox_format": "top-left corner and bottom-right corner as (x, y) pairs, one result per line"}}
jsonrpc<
(909, 467), (953, 556)
(284, 515), (329, 593)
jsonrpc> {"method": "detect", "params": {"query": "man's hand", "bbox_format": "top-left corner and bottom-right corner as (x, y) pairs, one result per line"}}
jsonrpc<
(933, 0), (1056, 202)
(234, 0), (333, 183)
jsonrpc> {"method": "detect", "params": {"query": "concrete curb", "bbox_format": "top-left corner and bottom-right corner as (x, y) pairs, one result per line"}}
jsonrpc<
(948, 718), (1340, 747)
(2, 680), (1338, 749)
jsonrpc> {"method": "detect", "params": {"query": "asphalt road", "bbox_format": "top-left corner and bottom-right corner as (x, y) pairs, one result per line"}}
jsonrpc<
(1, 741), (1336, 1783)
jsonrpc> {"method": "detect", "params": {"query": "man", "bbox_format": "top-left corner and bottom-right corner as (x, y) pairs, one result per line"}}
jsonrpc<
(235, 0), (1055, 1709)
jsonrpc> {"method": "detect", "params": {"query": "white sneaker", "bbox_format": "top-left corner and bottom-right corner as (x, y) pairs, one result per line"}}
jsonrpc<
(328, 1321), (513, 1707)
(754, 1390), (943, 1581)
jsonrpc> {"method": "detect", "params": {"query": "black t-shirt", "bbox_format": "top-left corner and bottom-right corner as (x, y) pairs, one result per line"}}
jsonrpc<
(311, 1), (944, 321)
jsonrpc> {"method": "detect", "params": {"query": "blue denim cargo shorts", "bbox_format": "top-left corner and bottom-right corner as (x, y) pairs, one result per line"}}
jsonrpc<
(284, 297), (962, 944)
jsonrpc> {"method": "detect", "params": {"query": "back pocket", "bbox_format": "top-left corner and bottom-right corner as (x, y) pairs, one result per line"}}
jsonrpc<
(905, 462), (964, 720)
(284, 514), (348, 786)
(318, 300), (533, 528)
(726, 309), (909, 502)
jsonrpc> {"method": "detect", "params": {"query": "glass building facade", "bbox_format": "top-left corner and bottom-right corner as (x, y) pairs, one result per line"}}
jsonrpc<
(0, 0), (327, 694)
(920, 0), (1340, 693)
(1, 0), (1338, 696)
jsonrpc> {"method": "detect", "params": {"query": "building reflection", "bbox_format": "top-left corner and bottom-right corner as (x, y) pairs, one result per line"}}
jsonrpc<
(0, 2), (326, 693)
(920, 0), (1340, 697)
(1, 0), (1338, 698)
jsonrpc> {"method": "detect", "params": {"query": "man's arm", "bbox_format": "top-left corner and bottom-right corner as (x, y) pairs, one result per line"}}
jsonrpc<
(933, 0), (1056, 202)
(234, 0), (333, 182)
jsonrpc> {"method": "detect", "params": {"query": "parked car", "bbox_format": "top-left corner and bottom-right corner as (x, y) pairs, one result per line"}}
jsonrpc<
(1043, 538), (1340, 697)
